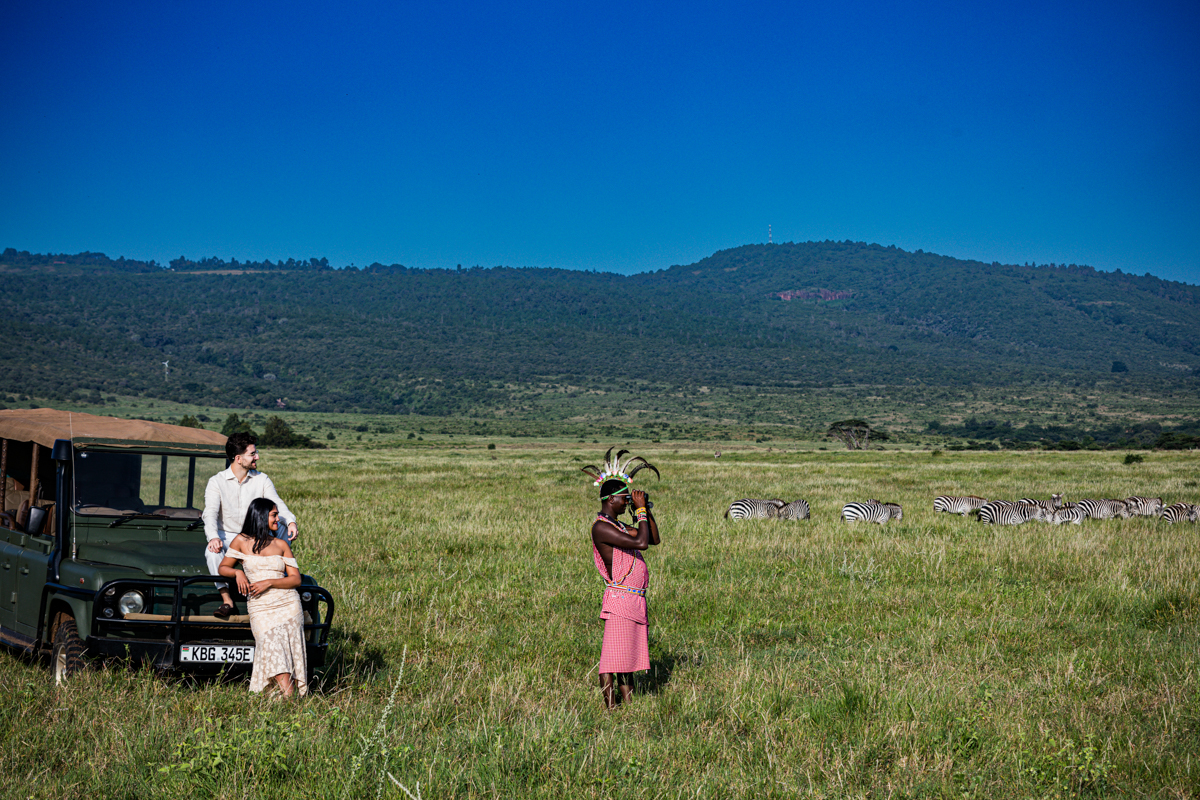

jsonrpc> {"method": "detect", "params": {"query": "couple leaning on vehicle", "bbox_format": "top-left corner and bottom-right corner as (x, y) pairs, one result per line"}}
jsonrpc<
(204, 431), (307, 697)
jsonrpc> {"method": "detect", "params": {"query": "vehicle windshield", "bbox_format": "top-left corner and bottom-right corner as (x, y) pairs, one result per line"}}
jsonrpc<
(74, 451), (225, 519)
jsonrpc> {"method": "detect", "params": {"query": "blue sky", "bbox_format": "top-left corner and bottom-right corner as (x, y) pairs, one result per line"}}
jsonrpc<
(3, 1), (1198, 282)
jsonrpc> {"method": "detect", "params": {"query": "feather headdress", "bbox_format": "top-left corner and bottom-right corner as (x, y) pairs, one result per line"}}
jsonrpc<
(580, 447), (660, 490)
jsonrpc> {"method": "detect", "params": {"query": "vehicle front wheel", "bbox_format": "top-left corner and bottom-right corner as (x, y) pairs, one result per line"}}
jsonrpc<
(52, 614), (86, 685)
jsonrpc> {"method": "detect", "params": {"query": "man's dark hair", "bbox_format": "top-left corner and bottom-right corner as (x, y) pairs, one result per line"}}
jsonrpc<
(226, 430), (258, 461)
(600, 479), (629, 499)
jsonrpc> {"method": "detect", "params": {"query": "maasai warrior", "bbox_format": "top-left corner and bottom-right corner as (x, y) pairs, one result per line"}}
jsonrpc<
(582, 448), (661, 709)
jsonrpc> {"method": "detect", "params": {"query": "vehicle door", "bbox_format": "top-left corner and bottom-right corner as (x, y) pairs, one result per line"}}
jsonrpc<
(14, 529), (53, 637)
(0, 532), (20, 631)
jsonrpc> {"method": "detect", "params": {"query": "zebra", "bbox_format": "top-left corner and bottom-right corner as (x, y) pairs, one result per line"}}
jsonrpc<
(1018, 496), (1063, 522)
(933, 495), (988, 516)
(1075, 499), (1132, 520)
(866, 499), (903, 520)
(842, 501), (898, 524)
(1160, 503), (1199, 523)
(1019, 494), (1064, 514)
(724, 499), (785, 519)
(1124, 496), (1164, 517)
(777, 499), (811, 520)
(979, 501), (1046, 525)
(1050, 505), (1086, 525)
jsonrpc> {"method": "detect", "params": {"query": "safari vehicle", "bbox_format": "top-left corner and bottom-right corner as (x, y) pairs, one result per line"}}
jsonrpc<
(0, 408), (334, 684)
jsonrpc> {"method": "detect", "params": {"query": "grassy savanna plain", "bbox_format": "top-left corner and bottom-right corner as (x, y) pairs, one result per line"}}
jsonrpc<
(2, 444), (1200, 798)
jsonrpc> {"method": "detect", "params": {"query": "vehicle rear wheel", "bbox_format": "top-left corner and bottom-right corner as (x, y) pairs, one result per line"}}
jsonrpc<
(52, 614), (85, 685)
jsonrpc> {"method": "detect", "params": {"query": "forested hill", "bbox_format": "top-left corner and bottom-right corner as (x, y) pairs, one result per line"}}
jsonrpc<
(1, 241), (1197, 414)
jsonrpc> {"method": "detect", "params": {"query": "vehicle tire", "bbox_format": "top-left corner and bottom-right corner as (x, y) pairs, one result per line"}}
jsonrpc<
(52, 614), (86, 685)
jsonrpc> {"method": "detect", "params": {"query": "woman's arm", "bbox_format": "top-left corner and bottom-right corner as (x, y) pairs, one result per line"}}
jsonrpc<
(217, 539), (251, 596)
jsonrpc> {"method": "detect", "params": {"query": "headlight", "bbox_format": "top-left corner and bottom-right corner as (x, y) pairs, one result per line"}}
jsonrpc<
(118, 591), (146, 616)
(300, 591), (313, 603)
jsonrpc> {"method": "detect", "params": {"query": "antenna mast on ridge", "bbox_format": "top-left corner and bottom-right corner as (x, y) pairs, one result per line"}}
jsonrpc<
(768, 224), (772, 244)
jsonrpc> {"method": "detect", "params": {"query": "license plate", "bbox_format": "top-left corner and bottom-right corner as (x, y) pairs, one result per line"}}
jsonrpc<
(180, 644), (255, 663)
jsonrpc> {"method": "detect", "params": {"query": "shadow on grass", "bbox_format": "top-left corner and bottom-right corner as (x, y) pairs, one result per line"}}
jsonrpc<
(633, 630), (699, 695)
(307, 625), (389, 692)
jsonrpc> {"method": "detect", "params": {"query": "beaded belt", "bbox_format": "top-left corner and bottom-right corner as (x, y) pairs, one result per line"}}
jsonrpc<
(605, 581), (647, 597)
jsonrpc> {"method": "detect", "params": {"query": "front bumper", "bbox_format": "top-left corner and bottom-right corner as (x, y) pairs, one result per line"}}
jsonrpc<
(87, 575), (335, 671)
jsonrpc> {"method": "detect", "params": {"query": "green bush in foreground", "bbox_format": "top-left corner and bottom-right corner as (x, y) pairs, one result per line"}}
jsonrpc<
(2, 445), (1198, 798)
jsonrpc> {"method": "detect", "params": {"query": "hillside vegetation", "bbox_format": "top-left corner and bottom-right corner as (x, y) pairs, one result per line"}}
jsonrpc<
(2, 242), (1197, 437)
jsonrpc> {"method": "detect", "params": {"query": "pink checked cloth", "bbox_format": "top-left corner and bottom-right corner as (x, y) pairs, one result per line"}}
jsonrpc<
(594, 539), (650, 674)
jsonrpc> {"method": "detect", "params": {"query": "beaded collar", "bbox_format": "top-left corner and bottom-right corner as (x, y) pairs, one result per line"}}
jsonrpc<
(596, 512), (631, 531)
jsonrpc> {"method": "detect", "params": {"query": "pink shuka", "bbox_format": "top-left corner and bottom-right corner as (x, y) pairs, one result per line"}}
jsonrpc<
(593, 524), (650, 673)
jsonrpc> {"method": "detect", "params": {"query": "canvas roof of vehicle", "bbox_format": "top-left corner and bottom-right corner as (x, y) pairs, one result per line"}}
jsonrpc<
(0, 408), (227, 451)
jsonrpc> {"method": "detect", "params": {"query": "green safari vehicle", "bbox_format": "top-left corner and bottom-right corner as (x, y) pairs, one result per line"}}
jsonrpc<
(0, 409), (334, 683)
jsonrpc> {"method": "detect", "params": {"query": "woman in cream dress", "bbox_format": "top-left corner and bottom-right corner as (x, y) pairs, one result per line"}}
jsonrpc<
(218, 497), (307, 697)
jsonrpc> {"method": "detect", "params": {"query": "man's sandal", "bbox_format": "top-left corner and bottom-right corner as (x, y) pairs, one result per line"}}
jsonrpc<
(214, 604), (235, 619)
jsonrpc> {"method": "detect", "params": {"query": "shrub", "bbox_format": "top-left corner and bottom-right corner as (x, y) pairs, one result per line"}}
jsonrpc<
(260, 416), (324, 449)
(220, 413), (254, 437)
(1124, 453), (1144, 464)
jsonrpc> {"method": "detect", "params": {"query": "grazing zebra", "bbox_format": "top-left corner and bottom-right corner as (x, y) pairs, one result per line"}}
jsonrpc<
(1019, 494), (1065, 514)
(979, 501), (1046, 525)
(1160, 503), (1199, 523)
(841, 501), (898, 524)
(1051, 505), (1086, 525)
(777, 499), (811, 520)
(1076, 499), (1132, 520)
(933, 495), (988, 516)
(865, 499), (903, 520)
(1124, 496), (1164, 517)
(724, 498), (785, 519)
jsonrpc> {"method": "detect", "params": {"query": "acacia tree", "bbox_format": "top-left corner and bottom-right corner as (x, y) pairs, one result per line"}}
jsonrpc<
(826, 419), (889, 450)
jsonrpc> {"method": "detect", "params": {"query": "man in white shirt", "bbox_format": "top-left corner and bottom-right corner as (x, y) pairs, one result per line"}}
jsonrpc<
(203, 431), (299, 618)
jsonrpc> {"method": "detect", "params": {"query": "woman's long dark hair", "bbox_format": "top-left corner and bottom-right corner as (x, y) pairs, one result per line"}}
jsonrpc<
(242, 497), (278, 554)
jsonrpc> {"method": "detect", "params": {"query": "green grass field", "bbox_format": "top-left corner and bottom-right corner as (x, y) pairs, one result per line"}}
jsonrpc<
(2, 444), (1199, 798)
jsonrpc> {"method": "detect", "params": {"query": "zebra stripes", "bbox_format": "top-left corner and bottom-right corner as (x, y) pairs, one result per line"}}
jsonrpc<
(1161, 503), (1199, 523)
(841, 501), (901, 524)
(933, 495), (988, 516)
(1018, 495), (1064, 514)
(1050, 505), (1086, 525)
(1075, 499), (1132, 520)
(777, 499), (811, 520)
(724, 499), (785, 519)
(979, 501), (1046, 525)
(1124, 496), (1164, 517)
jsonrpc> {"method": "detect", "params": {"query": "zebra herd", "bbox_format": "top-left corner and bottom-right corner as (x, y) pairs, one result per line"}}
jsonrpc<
(933, 494), (1200, 525)
(723, 494), (1199, 524)
(724, 498), (902, 523)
